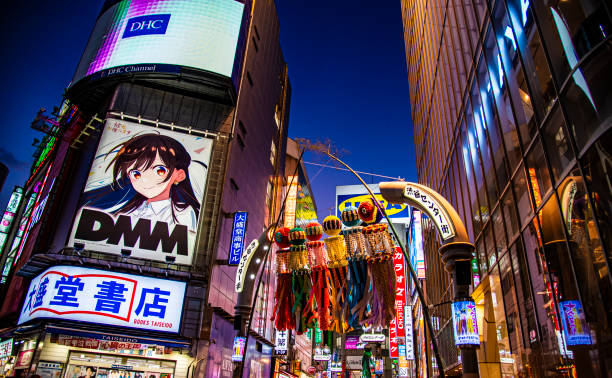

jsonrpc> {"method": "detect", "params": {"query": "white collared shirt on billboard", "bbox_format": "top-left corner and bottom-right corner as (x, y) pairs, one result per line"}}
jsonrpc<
(130, 198), (197, 231)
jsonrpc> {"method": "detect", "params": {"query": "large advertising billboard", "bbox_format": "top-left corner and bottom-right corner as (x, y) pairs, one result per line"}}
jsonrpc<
(72, 0), (245, 85)
(69, 119), (213, 265)
(18, 266), (186, 333)
(336, 184), (411, 224)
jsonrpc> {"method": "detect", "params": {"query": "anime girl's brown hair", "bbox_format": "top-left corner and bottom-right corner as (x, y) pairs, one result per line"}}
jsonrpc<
(105, 132), (201, 223)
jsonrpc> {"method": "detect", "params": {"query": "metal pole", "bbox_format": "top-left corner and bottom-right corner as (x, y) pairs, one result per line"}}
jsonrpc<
(324, 151), (446, 377)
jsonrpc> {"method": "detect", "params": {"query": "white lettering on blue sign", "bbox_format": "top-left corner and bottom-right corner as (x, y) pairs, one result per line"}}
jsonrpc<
(18, 266), (185, 333)
(228, 211), (248, 265)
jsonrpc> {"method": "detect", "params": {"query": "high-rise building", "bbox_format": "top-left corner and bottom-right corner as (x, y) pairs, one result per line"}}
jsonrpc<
(402, 0), (611, 376)
(0, 1), (291, 377)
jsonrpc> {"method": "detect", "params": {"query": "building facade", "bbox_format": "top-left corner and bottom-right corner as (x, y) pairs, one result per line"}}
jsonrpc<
(0, 1), (291, 378)
(402, 0), (612, 376)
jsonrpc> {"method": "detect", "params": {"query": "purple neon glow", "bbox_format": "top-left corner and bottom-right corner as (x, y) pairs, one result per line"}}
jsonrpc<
(87, 0), (167, 75)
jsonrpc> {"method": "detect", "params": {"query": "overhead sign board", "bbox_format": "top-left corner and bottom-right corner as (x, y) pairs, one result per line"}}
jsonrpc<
(18, 266), (186, 333)
(402, 184), (455, 240)
(336, 184), (411, 224)
(0, 339), (13, 358)
(275, 330), (288, 356)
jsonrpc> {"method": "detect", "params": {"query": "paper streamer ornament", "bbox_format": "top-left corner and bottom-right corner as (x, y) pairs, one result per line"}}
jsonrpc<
(305, 222), (323, 241)
(308, 240), (332, 330)
(343, 226), (369, 328)
(274, 227), (292, 249)
(325, 227), (350, 334)
(272, 248), (295, 331)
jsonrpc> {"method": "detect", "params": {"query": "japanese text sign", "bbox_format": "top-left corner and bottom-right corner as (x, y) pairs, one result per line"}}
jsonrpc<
(18, 266), (185, 333)
(405, 305), (414, 360)
(403, 184), (455, 241)
(389, 317), (398, 359)
(275, 330), (288, 355)
(228, 211), (248, 265)
(394, 247), (407, 340)
(232, 337), (246, 362)
(451, 300), (480, 346)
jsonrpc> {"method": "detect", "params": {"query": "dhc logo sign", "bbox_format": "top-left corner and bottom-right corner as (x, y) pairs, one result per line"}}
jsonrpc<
(123, 14), (171, 39)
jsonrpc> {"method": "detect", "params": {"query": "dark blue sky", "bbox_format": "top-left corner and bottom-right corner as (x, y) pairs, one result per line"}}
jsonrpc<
(0, 0), (415, 219)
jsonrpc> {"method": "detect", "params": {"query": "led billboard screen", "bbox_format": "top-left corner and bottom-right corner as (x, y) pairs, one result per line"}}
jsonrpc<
(69, 119), (213, 265)
(72, 0), (245, 85)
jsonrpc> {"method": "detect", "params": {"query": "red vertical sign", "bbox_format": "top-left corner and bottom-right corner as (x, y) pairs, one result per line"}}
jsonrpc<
(390, 317), (399, 358)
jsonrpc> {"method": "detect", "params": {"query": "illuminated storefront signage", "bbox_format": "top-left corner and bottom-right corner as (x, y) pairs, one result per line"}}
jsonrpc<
(330, 362), (342, 372)
(72, 0), (244, 83)
(275, 330), (288, 356)
(228, 211), (248, 265)
(359, 333), (385, 343)
(403, 184), (455, 241)
(0, 339), (13, 358)
(374, 359), (384, 375)
(394, 247), (407, 339)
(559, 300), (592, 346)
(390, 317), (398, 358)
(18, 266), (186, 333)
(451, 300), (480, 346)
(232, 337), (246, 362)
(405, 305), (414, 360)
(69, 119), (213, 266)
(337, 184), (411, 223)
(0, 188), (22, 251)
(344, 335), (364, 349)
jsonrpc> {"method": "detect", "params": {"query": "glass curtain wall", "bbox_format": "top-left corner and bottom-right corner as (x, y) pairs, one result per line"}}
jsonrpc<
(401, 0), (612, 375)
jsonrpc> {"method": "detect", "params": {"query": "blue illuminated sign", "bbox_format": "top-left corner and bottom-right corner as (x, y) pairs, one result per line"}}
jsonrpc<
(228, 211), (248, 265)
(123, 14), (171, 39)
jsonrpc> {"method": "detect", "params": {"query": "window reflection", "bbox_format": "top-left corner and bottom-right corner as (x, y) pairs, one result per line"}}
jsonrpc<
(525, 140), (554, 208)
(542, 105), (575, 183)
(558, 171), (612, 375)
(512, 163), (534, 225)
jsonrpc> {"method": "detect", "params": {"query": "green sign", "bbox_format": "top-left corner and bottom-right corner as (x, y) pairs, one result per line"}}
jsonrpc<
(315, 327), (323, 344)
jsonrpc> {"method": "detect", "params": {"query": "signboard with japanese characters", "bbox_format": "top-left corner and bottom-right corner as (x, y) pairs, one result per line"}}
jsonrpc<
(69, 119), (213, 266)
(559, 300), (592, 346)
(18, 266), (186, 333)
(402, 184), (455, 241)
(232, 337), (246, 362)
(405, 305), (414, 360)
(274, 330), (288, 356)
(228, 211), (248, 265)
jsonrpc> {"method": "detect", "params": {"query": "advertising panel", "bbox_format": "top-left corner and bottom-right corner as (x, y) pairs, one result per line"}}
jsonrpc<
(72, 0), (245, 84)
(336, 184), (411, 223)
(0, 188), (22, 251)
(18, 266), (186, 333)
(451, 300), (480, 346)
(232, 337), (246, 362)
(559, 300), (592, 346)
(228, 211), (248, 265)
(0, 338), (12, 358)
(389, 317), (398, 359)
(69, 119), (213, 265)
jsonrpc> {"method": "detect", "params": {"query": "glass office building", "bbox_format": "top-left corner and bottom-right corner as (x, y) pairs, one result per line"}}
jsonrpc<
(401, 0), (611, 375)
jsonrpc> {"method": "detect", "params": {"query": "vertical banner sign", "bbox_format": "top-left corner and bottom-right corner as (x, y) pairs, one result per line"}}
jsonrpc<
(228, 211), (248, 265)
(405, 305), (414, 360)
(275, 330), (288, 355)
(559, 300), (592, 345)
(451, 300), (480, 346)
(232, 337), (246, 362)
(389, 317), (399, 359)
(0, 188), (23, 251)
(394, 247), (407, 340)
(69, 119), (213, 265)
(413, 210), (425, 279)
(284, 176), (298, 228)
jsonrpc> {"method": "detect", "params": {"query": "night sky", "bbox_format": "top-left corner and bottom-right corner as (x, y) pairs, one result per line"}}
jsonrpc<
(0, 0), (415, 220)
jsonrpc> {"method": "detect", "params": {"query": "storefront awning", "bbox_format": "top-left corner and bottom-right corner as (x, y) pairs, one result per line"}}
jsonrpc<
(45, 325), (192, 348)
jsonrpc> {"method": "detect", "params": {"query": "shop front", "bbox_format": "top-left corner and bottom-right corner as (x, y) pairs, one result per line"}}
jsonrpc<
(32, 332), (193, 378)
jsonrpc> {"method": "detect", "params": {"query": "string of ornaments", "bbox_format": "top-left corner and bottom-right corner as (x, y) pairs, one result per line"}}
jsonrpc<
(271, 197), (398, 334)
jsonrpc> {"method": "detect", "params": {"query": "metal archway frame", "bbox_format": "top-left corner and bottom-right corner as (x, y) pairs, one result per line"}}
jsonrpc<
(380, 181), (479, 377)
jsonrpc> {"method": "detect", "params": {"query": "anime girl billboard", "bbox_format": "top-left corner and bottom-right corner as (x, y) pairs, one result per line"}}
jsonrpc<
(69, 119), (212, 265)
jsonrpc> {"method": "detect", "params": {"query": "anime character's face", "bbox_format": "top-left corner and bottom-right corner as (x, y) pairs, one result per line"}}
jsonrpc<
(127, 152), (185, 201)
